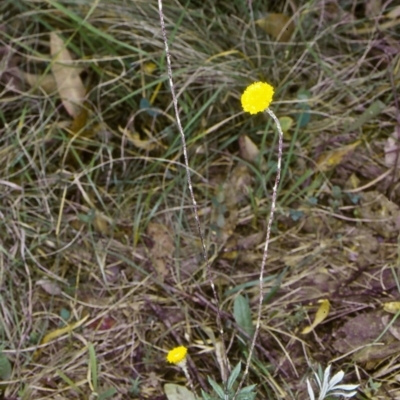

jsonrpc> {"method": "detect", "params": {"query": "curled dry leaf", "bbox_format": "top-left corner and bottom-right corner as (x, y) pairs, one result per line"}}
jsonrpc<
(50, 32), (85, 117)
(316, 141), (361, 172)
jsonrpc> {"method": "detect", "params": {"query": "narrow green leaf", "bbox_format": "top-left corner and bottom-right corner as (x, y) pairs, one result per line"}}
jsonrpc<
(233, 295), (254, 340)
(238, 384), (257, 393)
(56, 370), (84, 395)
(201, 389), (212, 400)
(207, 376), (225, 399)
(227, 362), (241, 391)
(0, 353), (12, 380)
(98, 388), (117, 400)
(237, 391), (257, 400)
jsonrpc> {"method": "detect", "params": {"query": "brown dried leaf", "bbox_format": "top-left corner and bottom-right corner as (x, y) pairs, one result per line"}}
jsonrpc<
(23, 71), (57, 94)
(256, 13), (295, 42)
(50, 32), (85, 117)
(387, 5), (400, 19)
(316, 140), (361, 172)
(36, 279), (62, 296)
(384, 129), (400, 168)
(239, 135), (260, 163)
(69, 107), (95, 139)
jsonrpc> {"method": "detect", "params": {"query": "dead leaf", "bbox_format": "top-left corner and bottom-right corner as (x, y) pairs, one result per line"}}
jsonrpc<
(36, 279), (62, 296)
(146, 222), (174, 279)
(142, 62), (157, 75)
(384, 130), (400, 168)
(68, 107), (95, 139)
(50, 32), (85, 117)
(256, 13), (295, 42)
(383, 302), (400, 313)
(387, 5), (400, 19)
(302, 299), (330, 334)
(22, 71), (58, 94)
(316, 141), (361, 172)
(345, 173), (361, 190)
(383, 315), (400, 342)
(239, 135), (260, 163)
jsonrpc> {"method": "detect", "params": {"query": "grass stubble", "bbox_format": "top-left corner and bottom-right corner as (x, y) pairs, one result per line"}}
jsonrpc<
(0, 0), (399, 398)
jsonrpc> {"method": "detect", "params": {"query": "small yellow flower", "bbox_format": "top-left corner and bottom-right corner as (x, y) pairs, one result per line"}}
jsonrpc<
(241, 81), (274, 115)
(166, 346), (187, 365)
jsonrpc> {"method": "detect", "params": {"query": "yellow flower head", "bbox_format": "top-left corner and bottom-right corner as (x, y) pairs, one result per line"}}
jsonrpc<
(241, 81), (274, 115)
(166, 346), (187, 365)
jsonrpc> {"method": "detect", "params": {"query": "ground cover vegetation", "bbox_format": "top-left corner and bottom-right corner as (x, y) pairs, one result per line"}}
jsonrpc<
(0, 0), (400, 399)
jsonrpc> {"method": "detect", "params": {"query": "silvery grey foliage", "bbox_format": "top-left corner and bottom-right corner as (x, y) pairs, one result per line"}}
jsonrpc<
(307, 365), (358, 400)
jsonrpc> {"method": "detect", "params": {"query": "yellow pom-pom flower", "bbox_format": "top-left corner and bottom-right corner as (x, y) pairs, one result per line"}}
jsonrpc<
(241, 81), (274, 115)
(166, 346), (188, 365)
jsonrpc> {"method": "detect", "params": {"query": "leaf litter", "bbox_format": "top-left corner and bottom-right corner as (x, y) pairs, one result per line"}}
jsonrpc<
(1, 0), (400, 399)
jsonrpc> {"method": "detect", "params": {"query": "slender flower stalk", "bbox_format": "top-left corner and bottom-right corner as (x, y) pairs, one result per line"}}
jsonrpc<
(234, 81), (283, 400)
(158, 0), (229, 381)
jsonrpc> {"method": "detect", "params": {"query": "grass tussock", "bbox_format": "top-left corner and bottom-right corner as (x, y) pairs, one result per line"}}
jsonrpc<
(0, 0), (400, 399)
